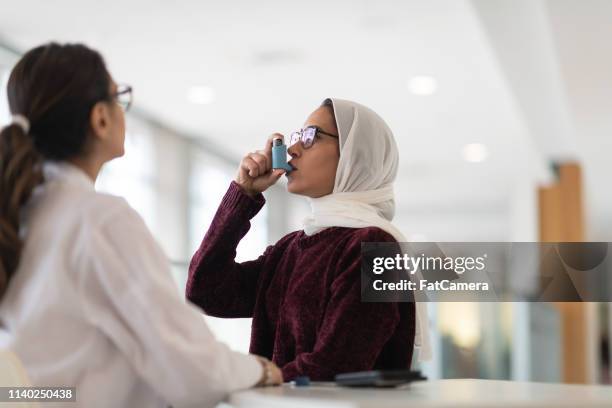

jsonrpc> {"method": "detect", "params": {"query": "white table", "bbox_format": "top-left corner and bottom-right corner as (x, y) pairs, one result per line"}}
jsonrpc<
(227, 379), (612, 408)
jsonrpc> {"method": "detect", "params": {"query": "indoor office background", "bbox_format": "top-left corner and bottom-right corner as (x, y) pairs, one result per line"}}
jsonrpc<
(1, 0), (611, 385)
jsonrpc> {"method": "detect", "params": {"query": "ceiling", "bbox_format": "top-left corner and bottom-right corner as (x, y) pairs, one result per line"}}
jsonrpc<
(1, 0), (609, 240)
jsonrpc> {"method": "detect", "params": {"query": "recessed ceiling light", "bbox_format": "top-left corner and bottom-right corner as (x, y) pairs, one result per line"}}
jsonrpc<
(407, 76), (438, 96)
(462, 143), (488, 163)
(188, 86), (215, 104)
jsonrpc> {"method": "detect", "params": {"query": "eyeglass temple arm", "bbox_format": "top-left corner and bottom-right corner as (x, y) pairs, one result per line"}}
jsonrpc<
(315, 127), (338, 138)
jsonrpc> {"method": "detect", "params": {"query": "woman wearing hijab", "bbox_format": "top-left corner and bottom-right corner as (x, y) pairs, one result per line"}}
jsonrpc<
(0, 43), (282, 408)
(187, 98), (431, 381)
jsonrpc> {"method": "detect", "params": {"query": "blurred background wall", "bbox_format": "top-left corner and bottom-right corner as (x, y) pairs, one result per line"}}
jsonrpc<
(1, 0), (610, 384)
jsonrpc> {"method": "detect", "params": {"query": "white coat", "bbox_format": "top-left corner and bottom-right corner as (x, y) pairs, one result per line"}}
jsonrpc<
(0, 161), (261, 408)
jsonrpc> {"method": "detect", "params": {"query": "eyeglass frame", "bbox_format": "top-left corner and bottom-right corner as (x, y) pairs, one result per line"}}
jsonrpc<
(110, 84), (133, 112)
(289, 126), (338, 149)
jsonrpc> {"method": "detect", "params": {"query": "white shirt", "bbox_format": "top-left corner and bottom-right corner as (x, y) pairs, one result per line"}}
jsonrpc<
(0, 162), (261, 408)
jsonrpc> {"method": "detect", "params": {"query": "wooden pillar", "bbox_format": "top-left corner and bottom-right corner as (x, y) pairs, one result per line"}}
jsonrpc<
(538, 162), (592, 384)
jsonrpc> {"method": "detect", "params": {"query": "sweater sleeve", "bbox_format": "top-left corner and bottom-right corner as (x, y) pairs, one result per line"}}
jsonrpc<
(281, 228), (404, 381)
(186, 181), (271, 318)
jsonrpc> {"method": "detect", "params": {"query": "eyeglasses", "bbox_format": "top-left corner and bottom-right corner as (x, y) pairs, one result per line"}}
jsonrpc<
(289, 126), (338, 149)
(112, 84), (133, 112)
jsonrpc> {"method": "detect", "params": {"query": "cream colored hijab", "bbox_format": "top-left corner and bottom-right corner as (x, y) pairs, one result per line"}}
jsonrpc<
(303, 98), (432, 362)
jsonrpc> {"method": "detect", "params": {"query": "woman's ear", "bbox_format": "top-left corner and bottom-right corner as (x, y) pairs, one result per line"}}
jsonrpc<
(89, 101), (111, 141)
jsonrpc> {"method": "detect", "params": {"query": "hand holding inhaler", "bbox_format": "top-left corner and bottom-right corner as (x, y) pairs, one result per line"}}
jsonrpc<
(235, 133), (293, 197)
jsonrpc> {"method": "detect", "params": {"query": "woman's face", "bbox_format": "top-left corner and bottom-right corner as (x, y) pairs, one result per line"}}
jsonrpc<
(286, 105), (340, 198)
(89, 79), (126, 161)
(104, 81), (126, 159)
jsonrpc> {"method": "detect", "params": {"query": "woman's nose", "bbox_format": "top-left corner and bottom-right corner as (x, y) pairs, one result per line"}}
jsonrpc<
(287, 142), (302, 157)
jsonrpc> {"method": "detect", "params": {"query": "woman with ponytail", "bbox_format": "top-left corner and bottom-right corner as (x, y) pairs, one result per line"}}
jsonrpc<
(0, 43), (281, 408)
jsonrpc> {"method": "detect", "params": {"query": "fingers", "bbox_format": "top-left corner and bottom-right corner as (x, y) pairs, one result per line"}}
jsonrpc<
(271, 363), (284, 385)
(242, 150), (273, 178)
(250, 150), (269, 172)
(267, 168), (285, 183)
(241, 156), (261, 178)
(239, 133), (285, 183)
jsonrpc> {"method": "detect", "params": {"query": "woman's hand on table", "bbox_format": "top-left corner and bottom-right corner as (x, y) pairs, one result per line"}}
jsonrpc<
(254, 355), (283, 387)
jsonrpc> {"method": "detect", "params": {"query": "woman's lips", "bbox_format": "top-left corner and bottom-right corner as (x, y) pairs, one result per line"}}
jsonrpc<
(286, 165), (296, 177)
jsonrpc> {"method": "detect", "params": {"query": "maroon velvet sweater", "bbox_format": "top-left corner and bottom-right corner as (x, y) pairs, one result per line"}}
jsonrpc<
(186, 181), (415, 381)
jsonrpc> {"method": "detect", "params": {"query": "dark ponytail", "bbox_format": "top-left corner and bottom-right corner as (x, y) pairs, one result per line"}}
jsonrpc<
(0, 124), (43, 294)
(0, 43), (111, 300)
